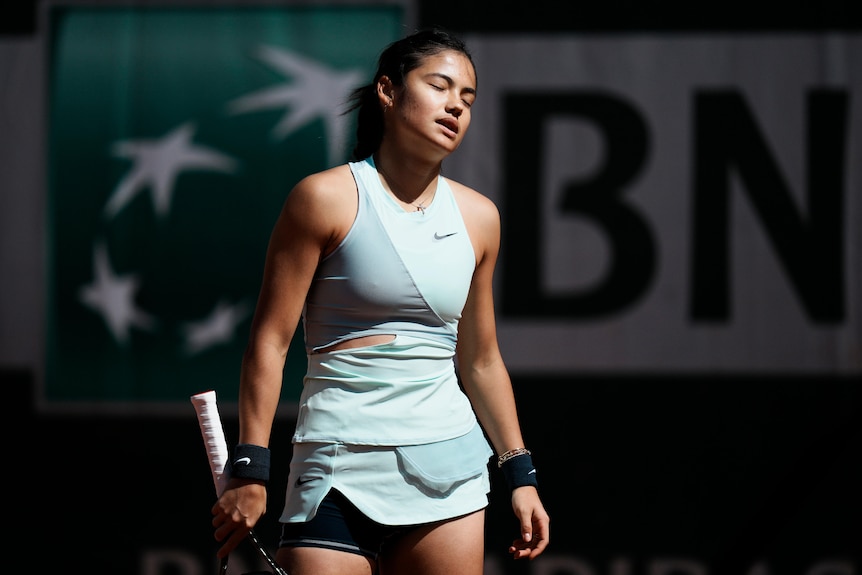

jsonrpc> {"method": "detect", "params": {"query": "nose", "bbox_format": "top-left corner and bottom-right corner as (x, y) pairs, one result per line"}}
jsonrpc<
(446, 100), (463, 117)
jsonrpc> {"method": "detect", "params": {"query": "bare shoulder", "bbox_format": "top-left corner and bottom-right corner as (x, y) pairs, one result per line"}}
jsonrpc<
(283, 165), (356, 225)
(288, 164), (356, 210)
(278, 164), (357, 250)
(446, 178), (500, 229)
(445, 178), (501, 264)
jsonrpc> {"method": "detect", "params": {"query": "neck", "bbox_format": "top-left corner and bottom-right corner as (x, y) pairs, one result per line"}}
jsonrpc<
(374, 153), (440, 212)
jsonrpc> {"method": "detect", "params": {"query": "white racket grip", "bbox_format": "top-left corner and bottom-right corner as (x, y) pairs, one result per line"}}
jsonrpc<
(191, 390), (230, 496)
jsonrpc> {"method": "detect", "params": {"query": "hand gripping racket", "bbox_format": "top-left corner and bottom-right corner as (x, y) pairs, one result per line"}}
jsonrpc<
(191, 390), (288, 575)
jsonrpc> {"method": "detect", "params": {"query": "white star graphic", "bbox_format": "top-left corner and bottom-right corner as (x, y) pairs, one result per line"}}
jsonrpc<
(78, 242), (157, 345)
(104, 122), (239, 219)
(226, 45), (364, 165)
(181, 299), (252, 355)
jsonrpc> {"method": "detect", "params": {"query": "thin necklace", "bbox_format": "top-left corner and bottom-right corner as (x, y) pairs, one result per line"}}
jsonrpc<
(376, 160), (434, 215)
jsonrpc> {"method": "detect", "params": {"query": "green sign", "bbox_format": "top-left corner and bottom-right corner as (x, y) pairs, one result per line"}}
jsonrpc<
(46, 6), (403, 409)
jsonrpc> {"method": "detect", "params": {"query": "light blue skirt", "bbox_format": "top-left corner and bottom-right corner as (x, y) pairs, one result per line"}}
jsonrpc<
(279, 423), (493, 526)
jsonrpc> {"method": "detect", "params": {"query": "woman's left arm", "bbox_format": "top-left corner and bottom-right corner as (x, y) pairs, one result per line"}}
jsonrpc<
(455, 186), (550, 560)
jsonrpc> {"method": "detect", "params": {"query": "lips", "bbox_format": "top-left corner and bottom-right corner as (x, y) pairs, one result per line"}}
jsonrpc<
(436, 117), (459, 135)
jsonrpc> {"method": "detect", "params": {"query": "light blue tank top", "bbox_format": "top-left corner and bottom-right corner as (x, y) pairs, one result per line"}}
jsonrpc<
(293, 157), (479, 445)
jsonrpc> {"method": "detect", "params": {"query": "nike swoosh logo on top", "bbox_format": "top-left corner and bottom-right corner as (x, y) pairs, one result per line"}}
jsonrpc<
(295, 476), (317, 487)
(434, 231), (458, 240)
(528, 469), (536, 475)
(233, 457), (251, 466)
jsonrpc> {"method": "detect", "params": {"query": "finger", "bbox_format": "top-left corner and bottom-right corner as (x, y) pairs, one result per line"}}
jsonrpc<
(211, 508), (229, 528)
(532, 540), (549, 557)
(217, 528), (249, 559)
(508, 540), (530, 556)
(509, 532), (548, 560)
(531, 516), (550, 556)
(525, 536), (548, 559)
(214, 517), (230, 538)
(509, 545), (532, 560)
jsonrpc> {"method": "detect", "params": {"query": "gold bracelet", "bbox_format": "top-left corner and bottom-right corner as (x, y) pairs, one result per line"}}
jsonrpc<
(497, 447), (531, 468)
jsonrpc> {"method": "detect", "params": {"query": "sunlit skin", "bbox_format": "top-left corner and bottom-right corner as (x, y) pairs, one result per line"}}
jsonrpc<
(381, 51), (476, 165)
(211, 47), (549, 575)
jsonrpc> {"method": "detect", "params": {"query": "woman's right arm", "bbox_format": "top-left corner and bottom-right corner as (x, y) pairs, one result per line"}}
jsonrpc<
(211, 166), (355, 558)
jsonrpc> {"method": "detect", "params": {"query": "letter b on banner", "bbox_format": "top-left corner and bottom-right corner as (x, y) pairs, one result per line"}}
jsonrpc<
(502, 93), (656, 318)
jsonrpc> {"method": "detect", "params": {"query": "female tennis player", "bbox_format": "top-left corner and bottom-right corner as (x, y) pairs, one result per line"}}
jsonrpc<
(211, 27), (550, 575)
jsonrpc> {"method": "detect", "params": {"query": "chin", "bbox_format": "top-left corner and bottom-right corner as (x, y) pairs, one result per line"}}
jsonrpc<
(439, 136), (462, 153)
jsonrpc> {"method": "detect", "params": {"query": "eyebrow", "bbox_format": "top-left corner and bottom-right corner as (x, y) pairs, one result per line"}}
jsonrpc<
(427, 72), (477, 96)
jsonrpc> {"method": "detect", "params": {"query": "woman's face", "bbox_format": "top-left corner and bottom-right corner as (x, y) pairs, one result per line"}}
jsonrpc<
(388, 50), (477, 158)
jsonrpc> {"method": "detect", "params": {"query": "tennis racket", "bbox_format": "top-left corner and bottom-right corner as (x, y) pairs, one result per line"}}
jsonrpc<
(191, 390), (288, 575)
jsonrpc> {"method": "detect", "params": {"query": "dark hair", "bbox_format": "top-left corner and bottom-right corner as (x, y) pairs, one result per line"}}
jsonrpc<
(344, 27), (475, 161)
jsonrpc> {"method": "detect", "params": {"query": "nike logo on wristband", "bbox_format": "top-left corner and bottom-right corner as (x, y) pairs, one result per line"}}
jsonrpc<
(528, 469), (536, 474)
(233, 456), (251, 466)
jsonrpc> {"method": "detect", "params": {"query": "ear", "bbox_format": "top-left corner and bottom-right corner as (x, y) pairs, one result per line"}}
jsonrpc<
(376, 75), (394, 109)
